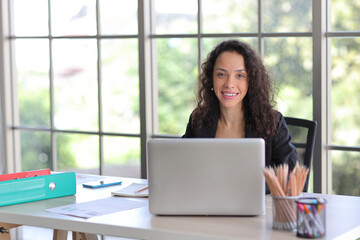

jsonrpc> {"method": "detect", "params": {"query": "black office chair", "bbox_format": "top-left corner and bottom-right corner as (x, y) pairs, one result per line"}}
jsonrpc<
(284, 117), (317, 192)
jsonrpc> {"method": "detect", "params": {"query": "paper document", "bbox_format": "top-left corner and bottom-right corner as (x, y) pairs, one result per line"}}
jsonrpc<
(45, 197), (146, 219)
(112, 183), (148, 197)
(76, 173), (105, 185)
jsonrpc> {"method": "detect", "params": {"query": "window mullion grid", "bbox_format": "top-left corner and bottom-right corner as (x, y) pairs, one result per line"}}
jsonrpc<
(4, 0), (19, 173)
(258, 0), (264, 59)
(47, 0), (57, 171)
(96, 0), (104, 176)
(139, 0), (153, 178)
(312, 0), (328, 193)
(197, 0), (203, 71)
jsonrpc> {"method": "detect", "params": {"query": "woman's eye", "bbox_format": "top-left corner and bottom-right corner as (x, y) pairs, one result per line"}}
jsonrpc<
(217, 72), (225, 77)
(237, 74), (245, 79)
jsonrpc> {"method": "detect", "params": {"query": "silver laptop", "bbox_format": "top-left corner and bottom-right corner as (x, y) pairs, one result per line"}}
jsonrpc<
(147, 138), (265, 216)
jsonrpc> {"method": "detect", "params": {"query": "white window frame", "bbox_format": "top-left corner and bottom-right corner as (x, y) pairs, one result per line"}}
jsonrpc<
(1, 0), (360, 194)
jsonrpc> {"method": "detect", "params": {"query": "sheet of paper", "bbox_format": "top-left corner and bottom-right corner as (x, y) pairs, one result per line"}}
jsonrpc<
(111, 183), (148, 197)
(75, 174), (105, 185)
(44, 197), (145, 219)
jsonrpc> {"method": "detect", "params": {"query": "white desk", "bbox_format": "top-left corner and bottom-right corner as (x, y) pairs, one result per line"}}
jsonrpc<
(0, 175), (360, 240)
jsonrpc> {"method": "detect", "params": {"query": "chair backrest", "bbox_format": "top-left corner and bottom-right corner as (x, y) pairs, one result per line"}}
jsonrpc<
(284, 117), (317, 192)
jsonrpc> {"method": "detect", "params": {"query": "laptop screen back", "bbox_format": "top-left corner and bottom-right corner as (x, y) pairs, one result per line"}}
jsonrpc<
(147, 138), (265, 216)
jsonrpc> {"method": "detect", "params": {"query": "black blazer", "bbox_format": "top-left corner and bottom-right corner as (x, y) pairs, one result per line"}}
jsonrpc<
(182, 111), (299, 193)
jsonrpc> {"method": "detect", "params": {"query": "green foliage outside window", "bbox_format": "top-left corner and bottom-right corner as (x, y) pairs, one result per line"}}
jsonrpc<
(14, 0), (360, 195)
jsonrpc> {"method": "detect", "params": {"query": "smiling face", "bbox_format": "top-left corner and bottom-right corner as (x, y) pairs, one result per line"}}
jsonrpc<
(213, 51), (249, 111)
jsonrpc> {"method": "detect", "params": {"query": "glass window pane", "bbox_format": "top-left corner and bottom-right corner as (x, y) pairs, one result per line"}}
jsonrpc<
(14, 0), (48, 36)
(20, 130), (51, 171)
(51, 0), (96, 36)
(202, 0), (257, 33)
(203, 38), (258, 58)
(156, 38), (198, 135)
(101, 39), (140, 134)
(331, 150), (360, 196)
(15, 39), (50, 127)
(154, 0), (197, 34)
(52, 39), (98, 131)
(57, 133), (99, 174)
(330, 38), (360, 146)
(99, 0), (138, 35)
(331, 0), (360, 31)
(103, 136), (140, 178)
(264, 37), (313, 119)
(263, 0), (312, 32)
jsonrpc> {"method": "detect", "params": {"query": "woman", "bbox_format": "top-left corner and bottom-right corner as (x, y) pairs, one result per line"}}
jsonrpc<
(182, 40), (299, 182)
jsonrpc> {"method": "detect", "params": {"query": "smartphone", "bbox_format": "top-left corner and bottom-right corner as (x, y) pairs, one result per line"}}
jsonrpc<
(82, 179), (122, 188)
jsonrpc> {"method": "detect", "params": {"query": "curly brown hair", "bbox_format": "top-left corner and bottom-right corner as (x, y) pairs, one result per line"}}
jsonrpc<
(191, 39), (279, 139)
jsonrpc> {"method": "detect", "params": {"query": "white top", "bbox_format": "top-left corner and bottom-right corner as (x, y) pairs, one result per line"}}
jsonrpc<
(0, 175), (359, 240)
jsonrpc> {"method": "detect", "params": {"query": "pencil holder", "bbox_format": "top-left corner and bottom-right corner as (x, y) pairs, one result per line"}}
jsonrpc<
(272, 195), (300, 231)
(296, 198), (326, 238)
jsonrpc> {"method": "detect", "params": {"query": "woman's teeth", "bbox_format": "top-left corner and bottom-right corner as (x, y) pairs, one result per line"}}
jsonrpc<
(223, 93), (237, 97)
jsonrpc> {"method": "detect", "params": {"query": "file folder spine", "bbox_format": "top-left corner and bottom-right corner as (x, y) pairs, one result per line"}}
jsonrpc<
(0, 169), (51, 181)
(0, 172), (76, 207)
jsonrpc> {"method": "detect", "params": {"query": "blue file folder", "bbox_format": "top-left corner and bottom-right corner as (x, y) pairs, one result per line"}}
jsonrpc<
(0, 172), (76, 207)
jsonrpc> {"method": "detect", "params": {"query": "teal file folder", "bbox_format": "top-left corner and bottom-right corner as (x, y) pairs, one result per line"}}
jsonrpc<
(0, 172), (76, 207)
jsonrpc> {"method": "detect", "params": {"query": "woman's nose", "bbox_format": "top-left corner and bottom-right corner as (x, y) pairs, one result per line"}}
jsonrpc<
(224, 75), (235, 87)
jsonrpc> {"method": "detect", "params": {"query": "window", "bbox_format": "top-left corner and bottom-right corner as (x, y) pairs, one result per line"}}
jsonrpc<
(2, 0), (141, 178)
(1, 0), (359, 196)
(328, 0), (360, 196)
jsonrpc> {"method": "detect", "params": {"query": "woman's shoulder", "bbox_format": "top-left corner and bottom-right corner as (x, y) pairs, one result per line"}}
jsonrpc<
(270, 110), (288, 138)
(270, 110), (284, 126)
(182, 109), (202, 138)
(191, 108), (219, 126)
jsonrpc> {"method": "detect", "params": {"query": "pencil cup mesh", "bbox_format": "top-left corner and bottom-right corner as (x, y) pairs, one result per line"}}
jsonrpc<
(296, 198), (326, 238)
